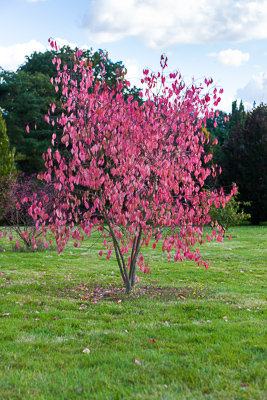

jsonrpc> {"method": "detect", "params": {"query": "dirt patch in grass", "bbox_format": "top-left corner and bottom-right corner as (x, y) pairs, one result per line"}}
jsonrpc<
(60, 281), (210, 304)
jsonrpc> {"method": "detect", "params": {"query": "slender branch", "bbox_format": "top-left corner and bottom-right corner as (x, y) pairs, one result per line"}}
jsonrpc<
(129, 226), (142, 287)
(100, 196), (130, 290)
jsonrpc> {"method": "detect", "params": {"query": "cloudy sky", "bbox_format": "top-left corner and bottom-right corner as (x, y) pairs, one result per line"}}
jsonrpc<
(1, 0), (267, 112)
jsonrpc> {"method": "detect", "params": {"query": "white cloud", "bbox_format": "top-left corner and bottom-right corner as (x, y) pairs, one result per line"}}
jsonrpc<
(217, 93), (236, 114)
(82, 0), (267, 49)
(53, 38), (78, 50)
(0, 40), (46, 71)
(211, 49), (250, 67)
(124, 59), (142, 88)
(236, 71), (267, 105)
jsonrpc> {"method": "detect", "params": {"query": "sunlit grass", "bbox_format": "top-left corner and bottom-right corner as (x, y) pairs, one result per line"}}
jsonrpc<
(0, 225), (266, 399)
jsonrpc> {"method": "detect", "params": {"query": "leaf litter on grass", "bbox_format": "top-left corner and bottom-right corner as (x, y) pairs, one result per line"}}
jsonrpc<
(59, 280), (210, 304)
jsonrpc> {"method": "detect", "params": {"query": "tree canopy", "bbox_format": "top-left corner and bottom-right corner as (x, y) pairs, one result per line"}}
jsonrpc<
(25, 47), (235, 292)
(221, 104), (267, 224)
(0, 46), (141, 175)
(0, 68), (57, 173)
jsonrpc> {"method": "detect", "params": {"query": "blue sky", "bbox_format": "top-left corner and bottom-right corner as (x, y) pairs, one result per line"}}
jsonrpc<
(1, 0), (267, 112)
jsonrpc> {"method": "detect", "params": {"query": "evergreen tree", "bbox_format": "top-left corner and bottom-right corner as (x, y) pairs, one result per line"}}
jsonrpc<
(228, 100), (246, 133)
(221, 104), (267, 224)
(0, 109), (16, 178)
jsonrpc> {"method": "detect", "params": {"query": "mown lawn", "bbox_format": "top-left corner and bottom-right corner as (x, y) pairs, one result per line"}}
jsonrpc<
(0, 225), (266, 399)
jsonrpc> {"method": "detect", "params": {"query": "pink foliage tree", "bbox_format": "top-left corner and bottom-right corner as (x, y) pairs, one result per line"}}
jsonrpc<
(27, 43), (236, 292)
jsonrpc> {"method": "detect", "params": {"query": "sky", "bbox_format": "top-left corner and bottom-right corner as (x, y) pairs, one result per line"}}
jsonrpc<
(1, 0), (267, 113)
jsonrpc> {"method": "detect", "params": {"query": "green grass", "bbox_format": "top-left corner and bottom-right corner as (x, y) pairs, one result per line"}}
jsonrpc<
(0, 225), (266, 399)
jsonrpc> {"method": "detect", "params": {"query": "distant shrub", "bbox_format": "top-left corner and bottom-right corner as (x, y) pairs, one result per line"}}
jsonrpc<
(209, 189), (250, 230)
(0, 174), (56, 251)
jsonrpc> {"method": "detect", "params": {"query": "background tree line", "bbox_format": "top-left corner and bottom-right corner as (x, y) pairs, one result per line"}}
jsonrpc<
(0, 47), (266, 224)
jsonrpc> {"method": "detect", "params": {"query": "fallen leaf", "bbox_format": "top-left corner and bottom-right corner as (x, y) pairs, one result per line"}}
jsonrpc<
(177, 294), (187, 300)
(82, 348), (90, 354)
(2, 313), (10, 317)
(240, 383), (248, 386)
(135, 359), (141, 365)
(164, 385), (168, 388)
(117, 299), (122, 303)
(149, 339), (156, 343)
(79, 294), (90, 300)
(130, 321), (135, 325)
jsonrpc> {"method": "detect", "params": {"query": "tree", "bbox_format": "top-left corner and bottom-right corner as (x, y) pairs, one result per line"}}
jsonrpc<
(228, 100), (246, 134)
(206, 109), (229, 147)
(0, 69), (58, 173)
(0, 109), (16, 178)
(205, 101), (247, 191)
(19, 45), (141, 99)
(20, 45), (235, 293)
(221, 104), (267, 224)
(203, 110), (229, 188)
(0, 45), (141, 175)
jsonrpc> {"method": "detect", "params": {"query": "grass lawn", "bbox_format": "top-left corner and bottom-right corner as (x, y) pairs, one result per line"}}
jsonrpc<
(0, 225), (266, 399)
